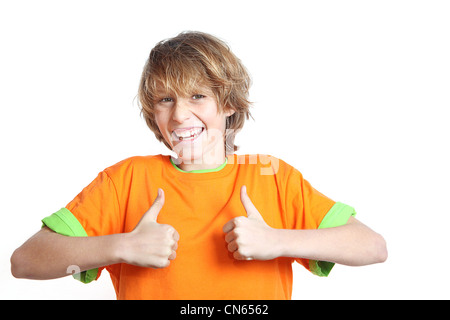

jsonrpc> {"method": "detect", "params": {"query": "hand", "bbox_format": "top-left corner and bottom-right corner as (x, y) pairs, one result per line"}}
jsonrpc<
(223, 186), (280, 261)
(121, 189), (179, 268)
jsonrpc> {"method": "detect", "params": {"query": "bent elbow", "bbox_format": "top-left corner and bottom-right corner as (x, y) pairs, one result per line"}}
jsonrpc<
(10, 248), (26, 279)
(373, 233), (388, 263)
(10, 247), (35, 279)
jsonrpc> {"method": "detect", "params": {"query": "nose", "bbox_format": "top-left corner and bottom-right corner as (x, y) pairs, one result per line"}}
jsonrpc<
(172, 99), (192, 123)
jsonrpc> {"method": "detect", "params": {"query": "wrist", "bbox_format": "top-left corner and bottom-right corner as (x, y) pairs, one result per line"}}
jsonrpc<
(274, 228), (304, 259)
(269, 228), (293, 259)
(108, 232), (131, 265)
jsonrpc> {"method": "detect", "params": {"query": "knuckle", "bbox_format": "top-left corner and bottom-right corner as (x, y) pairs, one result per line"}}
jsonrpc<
(159, 259), (170, 268)
(234, 216), (249, 229)
(163, 236), (174, 246)
(154, 257), (170, 268)
(160, 224), (176, 239)
(161, 224), (173, 233)
(234, 250), (246, 260)
(234, 216), (244, 225)
(166, 226), (177, 238)
(238, 249), (250, 259)
(162, 247), (172, 258)
(152, 260), (163, 269)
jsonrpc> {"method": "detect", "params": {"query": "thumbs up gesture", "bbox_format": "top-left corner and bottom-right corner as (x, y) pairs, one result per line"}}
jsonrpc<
(223, 186), (280, 261)
(121, 189), (179, 268)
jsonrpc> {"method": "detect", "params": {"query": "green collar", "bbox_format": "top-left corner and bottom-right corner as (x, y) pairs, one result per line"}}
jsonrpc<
(170, 157), (228, 173)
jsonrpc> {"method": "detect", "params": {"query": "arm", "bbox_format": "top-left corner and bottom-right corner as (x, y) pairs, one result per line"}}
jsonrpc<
(11, 226), (123, 280)
(275, 216), (387, 266)
(223, 186), (387, 266)
(11, 189), (179, 280)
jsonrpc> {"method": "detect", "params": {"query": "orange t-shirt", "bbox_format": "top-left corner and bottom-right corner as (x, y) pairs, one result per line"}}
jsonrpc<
(42, 154), (355, 299)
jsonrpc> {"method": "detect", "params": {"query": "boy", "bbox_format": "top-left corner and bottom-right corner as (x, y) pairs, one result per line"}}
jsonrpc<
(11, 31), (387, 299)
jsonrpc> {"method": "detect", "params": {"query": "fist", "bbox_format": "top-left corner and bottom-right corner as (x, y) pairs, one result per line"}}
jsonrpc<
(223, 186), (279, 261)
(123, 189), (179, 268)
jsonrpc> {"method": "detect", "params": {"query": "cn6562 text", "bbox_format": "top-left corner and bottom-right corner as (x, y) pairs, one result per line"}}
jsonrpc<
(180, 303), (269, 317)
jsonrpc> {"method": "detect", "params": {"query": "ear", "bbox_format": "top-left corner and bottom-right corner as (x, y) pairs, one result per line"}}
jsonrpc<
(224, 107), (236, 117)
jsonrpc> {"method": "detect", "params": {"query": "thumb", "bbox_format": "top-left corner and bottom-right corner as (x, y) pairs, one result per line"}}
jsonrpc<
(140, 188), (165, 224)
(240, 185), (263, 221)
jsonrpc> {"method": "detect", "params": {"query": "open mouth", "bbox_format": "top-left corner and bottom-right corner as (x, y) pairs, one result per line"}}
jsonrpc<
(172, 127), (205, 142)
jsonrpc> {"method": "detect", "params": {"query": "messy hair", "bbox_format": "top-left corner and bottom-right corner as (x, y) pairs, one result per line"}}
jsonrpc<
(137, 31), (252, 154)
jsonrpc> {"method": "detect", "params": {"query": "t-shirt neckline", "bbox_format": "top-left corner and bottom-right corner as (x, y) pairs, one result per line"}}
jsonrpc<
(169, 157), (228, 173)
(164, 154), (236, 180)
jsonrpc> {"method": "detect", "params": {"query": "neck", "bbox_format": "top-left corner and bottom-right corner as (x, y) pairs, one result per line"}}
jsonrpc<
(172, 145), (227, 172)
(173, 157), (228, 172)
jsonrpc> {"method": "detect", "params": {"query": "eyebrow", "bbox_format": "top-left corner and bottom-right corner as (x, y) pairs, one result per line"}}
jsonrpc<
(155, 86), (213, 98)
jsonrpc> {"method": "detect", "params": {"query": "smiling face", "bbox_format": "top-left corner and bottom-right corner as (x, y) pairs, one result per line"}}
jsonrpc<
(154, 85), (235, 170)
(138, 32), (252, 160)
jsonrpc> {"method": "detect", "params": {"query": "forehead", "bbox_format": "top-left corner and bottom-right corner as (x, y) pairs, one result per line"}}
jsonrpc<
(154, 81), (214, 97)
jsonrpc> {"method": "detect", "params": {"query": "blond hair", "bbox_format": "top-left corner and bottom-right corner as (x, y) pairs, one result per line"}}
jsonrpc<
(137, 31), (252, 153)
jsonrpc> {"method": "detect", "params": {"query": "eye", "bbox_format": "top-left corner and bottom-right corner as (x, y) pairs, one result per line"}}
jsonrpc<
(160, 97), (174, 102)
(192, 94), (205, 100)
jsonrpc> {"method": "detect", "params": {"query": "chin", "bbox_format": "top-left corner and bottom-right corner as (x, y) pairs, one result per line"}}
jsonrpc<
(171, 144), (205, 165)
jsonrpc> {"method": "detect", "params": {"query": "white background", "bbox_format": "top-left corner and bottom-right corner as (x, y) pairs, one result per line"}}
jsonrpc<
(1, 0), (449, 300)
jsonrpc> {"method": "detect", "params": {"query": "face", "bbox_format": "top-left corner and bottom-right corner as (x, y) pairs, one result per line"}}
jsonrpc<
(154, 86), (235, 167)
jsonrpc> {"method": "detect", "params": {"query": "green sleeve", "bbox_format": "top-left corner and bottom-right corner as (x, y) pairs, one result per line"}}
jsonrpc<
(309, 202), (357, 277)
(41, 208), (99, 284)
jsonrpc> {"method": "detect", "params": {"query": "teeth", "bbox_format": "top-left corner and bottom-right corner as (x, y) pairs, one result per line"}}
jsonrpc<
(174, 127), (203, 139)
